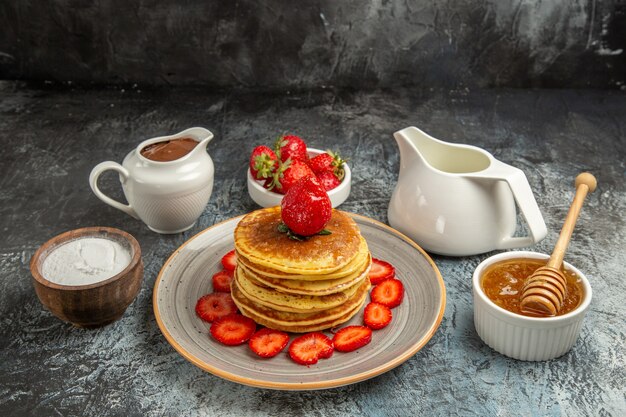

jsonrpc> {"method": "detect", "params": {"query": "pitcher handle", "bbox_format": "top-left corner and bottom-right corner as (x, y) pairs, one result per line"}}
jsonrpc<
(468, 160), (547, 249)
(89, 161), (139, 219)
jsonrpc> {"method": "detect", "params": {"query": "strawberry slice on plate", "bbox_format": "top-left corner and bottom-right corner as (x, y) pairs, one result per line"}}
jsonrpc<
(221, 250), (237, 272)
(212, 270), (234, 293)
(248, 328), (290, 358)
(195, 292), (238, 322)
(369, 258), (395, 285)
(288, 332), (334, 365)
(210, 314), (256, 346)
(371, 278), (404, 308)
(332, 325), (372, 352)
(364, 302), (393, 330)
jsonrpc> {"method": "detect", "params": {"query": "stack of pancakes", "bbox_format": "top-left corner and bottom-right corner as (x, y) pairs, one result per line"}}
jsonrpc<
(231, 207), (372, 333)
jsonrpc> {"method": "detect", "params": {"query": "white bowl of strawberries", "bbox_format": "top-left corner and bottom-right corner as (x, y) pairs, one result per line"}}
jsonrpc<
(247, 135), (351, 208)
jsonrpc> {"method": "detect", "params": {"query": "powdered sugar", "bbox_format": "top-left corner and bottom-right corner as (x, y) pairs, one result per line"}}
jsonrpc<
(42, 237), (131, 286)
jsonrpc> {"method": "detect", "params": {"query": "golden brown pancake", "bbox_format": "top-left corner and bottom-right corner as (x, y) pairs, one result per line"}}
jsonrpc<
(237, 253), (371, 296)
(231, 278), (370, 333)
(235, 236), (370, 281)
(231, 206), (373, 332)
(235, 266), (364, 313)
(234, 207), (362, 275)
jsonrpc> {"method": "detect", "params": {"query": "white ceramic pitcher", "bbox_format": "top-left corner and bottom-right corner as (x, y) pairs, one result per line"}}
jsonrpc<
(90, 127), (214, 234)
(388, 126), (547, 256)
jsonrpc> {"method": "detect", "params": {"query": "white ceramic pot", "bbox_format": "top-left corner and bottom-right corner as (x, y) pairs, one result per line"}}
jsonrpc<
(388, 126), (547, 256)
(473, 251), (592, 361)
(247, 148), (351, 208)
(90, 127), (214, 234)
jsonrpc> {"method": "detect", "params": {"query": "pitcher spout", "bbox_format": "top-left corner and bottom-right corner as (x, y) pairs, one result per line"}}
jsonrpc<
(188, 127), (214, 152)
(393, 126), (428, 179)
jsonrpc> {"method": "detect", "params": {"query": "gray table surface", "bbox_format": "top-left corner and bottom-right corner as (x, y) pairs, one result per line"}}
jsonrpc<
(1, 81), (624, 416)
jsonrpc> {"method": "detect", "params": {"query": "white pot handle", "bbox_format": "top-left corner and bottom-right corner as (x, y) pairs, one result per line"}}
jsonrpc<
(468, 159), (547, 249)
(89, 161), (139, 219)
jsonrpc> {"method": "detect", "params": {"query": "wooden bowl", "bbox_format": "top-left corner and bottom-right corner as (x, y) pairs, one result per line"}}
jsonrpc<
(30, 227), (143, 328)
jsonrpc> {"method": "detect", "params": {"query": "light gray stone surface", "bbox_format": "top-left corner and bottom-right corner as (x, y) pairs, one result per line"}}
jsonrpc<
(0, 82), (624, 416)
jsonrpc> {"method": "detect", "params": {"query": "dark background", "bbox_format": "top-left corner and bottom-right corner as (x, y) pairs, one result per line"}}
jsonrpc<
(1, 0), (625, 90)
(1, 2), (625, 416)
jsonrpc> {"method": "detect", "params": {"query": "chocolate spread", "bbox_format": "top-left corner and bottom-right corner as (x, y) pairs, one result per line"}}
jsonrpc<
(140, 137), (198, 162)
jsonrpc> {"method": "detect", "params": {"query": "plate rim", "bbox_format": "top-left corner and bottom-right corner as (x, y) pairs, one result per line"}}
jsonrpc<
(153, 212), (446, 390)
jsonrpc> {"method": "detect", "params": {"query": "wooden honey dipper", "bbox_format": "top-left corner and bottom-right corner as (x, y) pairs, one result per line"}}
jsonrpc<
(519, 172), (597, 316)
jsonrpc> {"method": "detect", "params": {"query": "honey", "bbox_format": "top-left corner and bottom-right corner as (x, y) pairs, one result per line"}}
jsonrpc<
(481, 258), (584, 317)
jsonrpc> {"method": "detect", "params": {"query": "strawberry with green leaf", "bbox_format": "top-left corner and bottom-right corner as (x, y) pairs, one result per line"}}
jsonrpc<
(266, 158), (315, 194)
(249, 145), (278, 180)
(308, 150), (345, 177)
(308, 150), (345, 191)
(275, 135), (308, 162)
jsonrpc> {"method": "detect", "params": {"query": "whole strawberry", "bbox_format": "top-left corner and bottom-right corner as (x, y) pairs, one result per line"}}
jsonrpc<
(267, 159), (315, 194)
(275, 135), (308, 162)
(281, 176), (332, 236)
(249, 145), (278, 180)
(316, 170), (341, 191)
(307, 152), (334, 174)
(308, 150), (345, 178)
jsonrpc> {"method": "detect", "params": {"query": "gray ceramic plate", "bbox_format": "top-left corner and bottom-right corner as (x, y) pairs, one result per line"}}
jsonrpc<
(153, 213), (446, 390)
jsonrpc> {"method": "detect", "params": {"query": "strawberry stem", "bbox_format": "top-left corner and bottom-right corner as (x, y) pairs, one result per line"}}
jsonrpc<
(277, 222), (332, 240)
(327, 149), (346, 180)
(253, 154), (276, 179)
(266, 157), (292, 191)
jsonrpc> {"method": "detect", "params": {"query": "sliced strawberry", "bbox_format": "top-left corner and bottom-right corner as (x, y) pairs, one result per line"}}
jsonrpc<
(249, 145), (278, 180)
(369, 258), (395, 285)
(316, 170), (341, 191)
(288, 332), (334, 365)
(332, 325), (372, 352)
(248, 328), (290, 358)
(363, 302), (393, 330)
(195, 292), (238, 322)
(275, 134), (308, 162)
(280, 176), (332, 236)
(371, 278), (404, 308)
(212, 270), (234, 293)
(221, 250), (237, 271)
(210, 314), (256, 346)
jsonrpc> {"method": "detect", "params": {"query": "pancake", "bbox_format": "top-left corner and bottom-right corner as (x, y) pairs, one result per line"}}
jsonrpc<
(232, 278), (370, 333)
(235, 236), (370, 281)
(234, 207), (362, 275)
(236, 299), (366, 333)
(231, 206), (374, 332)
(238, 253), (372, 296)
(235, 266), (364, 313)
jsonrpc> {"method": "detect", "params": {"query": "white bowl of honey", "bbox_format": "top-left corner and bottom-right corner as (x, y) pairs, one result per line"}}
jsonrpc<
(473, 251), (592, 361)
